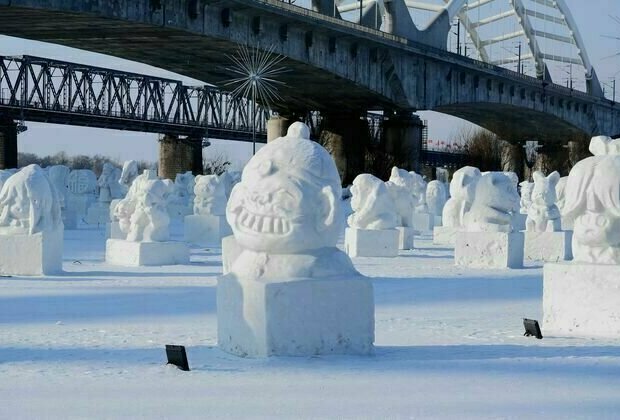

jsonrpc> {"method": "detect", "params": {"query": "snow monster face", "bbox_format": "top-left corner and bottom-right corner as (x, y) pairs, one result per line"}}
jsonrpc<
(226, 122), (342, 254)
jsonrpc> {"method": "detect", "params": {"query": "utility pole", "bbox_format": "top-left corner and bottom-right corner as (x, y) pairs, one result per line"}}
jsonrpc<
(457, 18), (461, 55)
(359, 0), (363, 26)
(517, 41), (522, 74)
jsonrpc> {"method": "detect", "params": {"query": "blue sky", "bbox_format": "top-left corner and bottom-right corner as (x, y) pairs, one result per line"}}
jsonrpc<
(1, 0), (618, 166)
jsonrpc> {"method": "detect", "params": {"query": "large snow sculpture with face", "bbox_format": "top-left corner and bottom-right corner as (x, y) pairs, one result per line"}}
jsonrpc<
(0, 165), (62, 234)
(193, 175), (227, 216)
(426, 180), (447, 217)
(526, 171), (561, 232)
(562, 136), (620, 264)
(385, 167), (415, 227)
(126, 179), (170, 242)
(463, 172), (520, 232)
(442, 166), (481, 228)
(227, 122), (344, 258)
(348, 174), (398, 230)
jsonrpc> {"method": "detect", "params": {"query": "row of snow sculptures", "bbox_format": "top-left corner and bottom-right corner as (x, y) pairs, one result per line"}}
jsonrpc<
(434, 166), (480, 246)
(544, 135), (620, 338)
(218, 122), (374, 357)
(523, 171), (573, 262)
(345, 174), (400, 257)
(183, 175), (232, 247)
(455, 171), (524, 269)
(0, 165), (63, 275)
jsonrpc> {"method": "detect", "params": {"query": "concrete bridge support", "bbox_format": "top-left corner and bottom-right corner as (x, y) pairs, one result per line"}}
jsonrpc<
(158, 134), (203, 180)
(501, 143), (525, 181)
(319, 112), (368, 186)
(382, 113), (424, 173)
(0, 118), (18, 170)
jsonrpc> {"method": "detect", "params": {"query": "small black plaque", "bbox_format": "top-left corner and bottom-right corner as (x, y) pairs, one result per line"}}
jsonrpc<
(523, 318), (543, 339)
(166, 345), (190, 371)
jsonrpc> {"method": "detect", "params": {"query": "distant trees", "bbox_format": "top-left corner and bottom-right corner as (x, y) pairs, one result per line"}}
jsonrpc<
(202, 153), (231, 175)
(17, 151), (154, 176)
(456, 127), (504, 172)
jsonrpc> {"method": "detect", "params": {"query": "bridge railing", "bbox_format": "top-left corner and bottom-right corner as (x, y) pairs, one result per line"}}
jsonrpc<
(0, 55), (270, 137)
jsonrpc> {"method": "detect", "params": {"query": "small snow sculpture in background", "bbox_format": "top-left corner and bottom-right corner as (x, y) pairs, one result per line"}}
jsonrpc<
(463, 172), (520, 233)
(426, 180), (447, 218)
(97, 162), (123, 202)
(348, 174), (398, 230)
(525, 171), (561, 232)
(126, 179), (170, 242)
(385, 167), (415, 228)
(410, 171), (428, 213)
(0, 164), (62, 234)
(519, 181), (534, 214)
(442, 166), (481, 228)
(193, 175), (226, 216)
(562, 136), (620, 264)
(119, 160), (139, 196)
(114, 169), (158, 235)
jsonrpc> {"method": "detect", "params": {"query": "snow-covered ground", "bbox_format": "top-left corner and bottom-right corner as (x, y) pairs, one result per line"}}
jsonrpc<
(1, 222), (620, 419)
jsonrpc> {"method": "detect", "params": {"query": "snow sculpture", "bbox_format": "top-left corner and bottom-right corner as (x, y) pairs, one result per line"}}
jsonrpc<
(456, 172), (523, 269)
(47, 165), (77, 229)
(119, 160), (139, 195)
(0, 165), (63, 275)
(126, 179), (170, 242)
(555, 176), (568, 213)
(426, 180), (447, 218)
(218, 121), (374, 357)
(86, 163), (123, 224)
(106, 176), (189, 266)
(519, 181), (534, 214)
(345, 174), (399, 257)
(526, 171), (561, 232)
(562, 135), (620, 264)
(347, 174), (398, 230)
(463, 172), (520, 233)
(385, 167), (416, 249)
(0, 169), (14, 192)
(442, 166), (481, 228)
(184, 175), (230, 247)
(167, 171), (194, 218)
(544, 136), (620, 337)
(410, 171), (428, 213)
(113, 169), (158, 235)
(523, 171), (571, 262)
(66, 169), (97, 217)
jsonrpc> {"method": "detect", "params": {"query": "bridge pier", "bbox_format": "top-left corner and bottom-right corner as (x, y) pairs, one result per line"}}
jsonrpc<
(382, 112), (424, 173)
(319, 112), (368, 186)
(0, 118), (18, 170)
(501, 143), (525, 181)
(267, 115), (292, 142)
(158, 134), (203, 180)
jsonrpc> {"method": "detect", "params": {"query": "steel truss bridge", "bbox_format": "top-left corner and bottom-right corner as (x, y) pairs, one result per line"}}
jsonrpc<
(0, 55), (271, 141)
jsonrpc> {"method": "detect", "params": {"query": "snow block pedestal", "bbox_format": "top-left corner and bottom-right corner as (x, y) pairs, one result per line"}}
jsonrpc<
(544, 263), (620, 337)
(344, 228), (398, 257)
(455, 231), (524, 269)
(105, 239), (189, 266)
(184, 214), (231, 248)
(221, 235), (243, 275)
(105, 221), (125, 240)
(217, 274), (375, 357)
(433, 226), (460, 246)
(412, 213), (434, 233)
(396, 226), (415, 250)
(85, 202), (110, 225)
(524, 231), (572, 262)
(0, 229), (63, 275)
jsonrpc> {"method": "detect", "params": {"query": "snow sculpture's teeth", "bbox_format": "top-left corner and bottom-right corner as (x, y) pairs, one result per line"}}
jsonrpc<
(236, 209), (291, 235)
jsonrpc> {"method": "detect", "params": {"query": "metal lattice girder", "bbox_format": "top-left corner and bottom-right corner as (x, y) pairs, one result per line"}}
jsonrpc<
(0, 55), (271, 139)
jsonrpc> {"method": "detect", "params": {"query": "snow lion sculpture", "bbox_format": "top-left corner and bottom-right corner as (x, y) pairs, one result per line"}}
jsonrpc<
(348, 173), (398, 230)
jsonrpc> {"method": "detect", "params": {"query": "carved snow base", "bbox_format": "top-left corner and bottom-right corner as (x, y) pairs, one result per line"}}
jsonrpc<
(512, 213), (527, 232)
(433, 226), (460, 246)
(62, 209), (78, 230)
(0, 229), (63, 276)
(105, 239), (189, 266)
(105, 221), (126, 240)
(184, 214), (232, 248)
(344, 228), (399, 258)
(217, 274), (374, 357)
(544, 263), (620, 337)
(524, 231), (572, 262)
(221, 235), (243, 275)
(412, 213), (434, 233)
(168, 204), (192, 219)
(396, 226), (415, 250)
(455, 231), (524, 269)
(85, 202), (110, 225)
